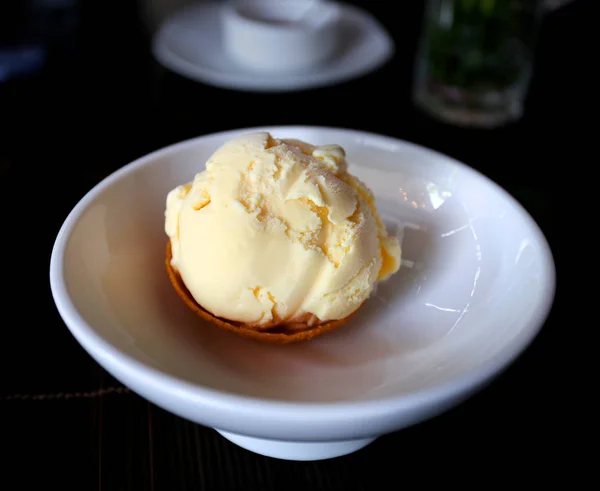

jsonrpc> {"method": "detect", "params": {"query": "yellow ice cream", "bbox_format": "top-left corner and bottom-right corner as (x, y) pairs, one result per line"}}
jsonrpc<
(165, 132), (401, 328)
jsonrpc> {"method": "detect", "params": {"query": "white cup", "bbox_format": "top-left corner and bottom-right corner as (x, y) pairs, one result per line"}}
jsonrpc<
(221, 0), (342, 74)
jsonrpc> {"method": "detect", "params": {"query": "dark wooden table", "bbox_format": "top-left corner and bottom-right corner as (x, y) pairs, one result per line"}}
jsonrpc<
(1, 0), (574, 488)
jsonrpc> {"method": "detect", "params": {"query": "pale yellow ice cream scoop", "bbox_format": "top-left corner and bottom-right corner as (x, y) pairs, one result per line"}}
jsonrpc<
(165, 132), (401, 329)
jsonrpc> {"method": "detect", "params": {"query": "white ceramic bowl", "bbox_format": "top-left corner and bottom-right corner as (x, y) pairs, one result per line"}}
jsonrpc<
(50, 126), (555, 461)
(221, 0), (342, 73)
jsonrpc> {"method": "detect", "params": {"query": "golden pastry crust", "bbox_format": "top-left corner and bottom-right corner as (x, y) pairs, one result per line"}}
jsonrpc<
(165, 241), (359, 344)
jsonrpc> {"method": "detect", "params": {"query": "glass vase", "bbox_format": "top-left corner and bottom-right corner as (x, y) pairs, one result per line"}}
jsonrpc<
(413, 0), (544, 128)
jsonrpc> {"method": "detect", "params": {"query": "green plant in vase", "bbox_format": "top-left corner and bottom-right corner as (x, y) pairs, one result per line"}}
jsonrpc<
(415, 0), (543, 126)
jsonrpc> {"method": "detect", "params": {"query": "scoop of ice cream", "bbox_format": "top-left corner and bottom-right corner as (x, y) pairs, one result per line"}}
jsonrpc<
(165, 132), (401, 328)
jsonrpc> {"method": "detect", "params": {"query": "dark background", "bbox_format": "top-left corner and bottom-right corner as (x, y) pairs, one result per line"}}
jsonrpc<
(1, 0), (572, 488)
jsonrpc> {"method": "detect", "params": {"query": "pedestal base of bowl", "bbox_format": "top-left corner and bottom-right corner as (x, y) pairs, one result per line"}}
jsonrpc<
(215, 430), (376, 461)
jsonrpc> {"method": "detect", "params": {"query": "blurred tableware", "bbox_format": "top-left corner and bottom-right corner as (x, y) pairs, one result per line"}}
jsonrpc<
(412, 0), (544, 128)
(152, 1), (393, 92)
(222, 0), (341, 74)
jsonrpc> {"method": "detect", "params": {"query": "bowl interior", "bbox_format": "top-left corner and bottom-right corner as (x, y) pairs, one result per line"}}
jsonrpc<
(59, 127), (554, 403)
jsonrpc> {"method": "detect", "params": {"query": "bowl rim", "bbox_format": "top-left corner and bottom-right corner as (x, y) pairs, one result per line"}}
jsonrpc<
(49, 125), (556, 419)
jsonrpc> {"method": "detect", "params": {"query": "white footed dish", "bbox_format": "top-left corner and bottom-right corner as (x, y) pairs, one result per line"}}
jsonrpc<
(50, 126), (555, 461)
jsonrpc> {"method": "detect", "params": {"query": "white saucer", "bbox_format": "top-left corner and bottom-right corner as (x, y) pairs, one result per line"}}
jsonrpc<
(151, 2), (395, 92)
